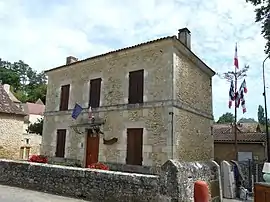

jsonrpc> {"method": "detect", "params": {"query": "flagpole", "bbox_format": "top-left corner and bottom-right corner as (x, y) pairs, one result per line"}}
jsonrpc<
(234, 67), (238, 161)
(218, 43), (249, 161)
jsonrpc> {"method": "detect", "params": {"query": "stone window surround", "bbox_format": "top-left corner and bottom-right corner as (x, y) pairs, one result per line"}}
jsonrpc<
(83, 73), (104, 108)
(123, 69), (148, 103)
(52, 127), (69, 159)
(56, 80), (73, 112)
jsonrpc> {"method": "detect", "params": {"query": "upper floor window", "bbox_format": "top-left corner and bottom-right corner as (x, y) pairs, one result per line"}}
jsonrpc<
(89, 78), (101, 108)
(59, 84), (70, 111)
(25, 138), (30, 144)
(128, 69), (144, 104)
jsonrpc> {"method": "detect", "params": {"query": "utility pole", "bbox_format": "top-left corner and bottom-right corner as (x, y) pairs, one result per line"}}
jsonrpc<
(262, 55), (270, 161)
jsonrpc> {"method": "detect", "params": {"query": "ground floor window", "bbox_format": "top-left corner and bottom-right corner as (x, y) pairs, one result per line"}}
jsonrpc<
(20, 146), (31, 160)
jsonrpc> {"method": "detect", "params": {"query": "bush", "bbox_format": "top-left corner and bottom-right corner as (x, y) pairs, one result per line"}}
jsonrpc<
(28, 155), (48, 163)
(87, 162), (109, 170)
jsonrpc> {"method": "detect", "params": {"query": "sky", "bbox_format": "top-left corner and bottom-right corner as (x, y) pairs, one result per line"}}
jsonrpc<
(0, 0), (268, 121)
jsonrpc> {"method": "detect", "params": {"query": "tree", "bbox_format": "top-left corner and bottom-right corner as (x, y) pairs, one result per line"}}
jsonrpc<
(246, 0), (270, 55)
(258, 105), (265, 124)
(217, 112), (235, 123)
(0, 58), (47, 103)
(0, 59), (20, 90)
(238, 118), (257, 123)
(27, 118), (43, 135)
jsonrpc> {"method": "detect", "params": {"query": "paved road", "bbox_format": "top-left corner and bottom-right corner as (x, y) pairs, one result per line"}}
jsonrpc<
(0, 184), (254, 202)
(0, 185), (88, 202)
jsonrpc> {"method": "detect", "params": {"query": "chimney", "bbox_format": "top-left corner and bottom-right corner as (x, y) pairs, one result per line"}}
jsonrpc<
(3, 84), (10, 93)
(66, 56), (78, 65)
(178, 28), (191, 49)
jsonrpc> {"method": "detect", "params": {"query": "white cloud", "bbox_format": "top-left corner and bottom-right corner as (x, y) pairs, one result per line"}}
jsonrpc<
(0, 0), (268, 120)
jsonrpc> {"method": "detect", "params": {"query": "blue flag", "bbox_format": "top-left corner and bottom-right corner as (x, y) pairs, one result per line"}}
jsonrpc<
(72, 103), (83, 119)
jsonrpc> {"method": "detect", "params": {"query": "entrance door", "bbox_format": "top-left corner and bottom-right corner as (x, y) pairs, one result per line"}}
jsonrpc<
(126, 128), (143, 165)
(85, 129), (100, 167)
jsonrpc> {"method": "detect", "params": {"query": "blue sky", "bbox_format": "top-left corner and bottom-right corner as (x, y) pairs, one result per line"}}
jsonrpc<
(0, 0), (268, 121)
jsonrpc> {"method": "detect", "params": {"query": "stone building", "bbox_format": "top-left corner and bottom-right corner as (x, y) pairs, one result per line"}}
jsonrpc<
(213, 123), (266, 163)
(20, 101), (44, 159)
(42, 28), (215, 167)
(0, 84), (25, 159)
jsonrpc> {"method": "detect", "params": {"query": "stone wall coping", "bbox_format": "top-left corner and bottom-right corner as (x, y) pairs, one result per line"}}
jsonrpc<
(0, 159), (158, 179)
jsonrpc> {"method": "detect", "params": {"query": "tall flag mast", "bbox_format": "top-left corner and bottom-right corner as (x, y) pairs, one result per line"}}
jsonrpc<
(218, 43), (249, 160)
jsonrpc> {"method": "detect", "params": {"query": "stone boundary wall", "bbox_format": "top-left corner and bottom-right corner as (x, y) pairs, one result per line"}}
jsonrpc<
(0, 159), (221, 202)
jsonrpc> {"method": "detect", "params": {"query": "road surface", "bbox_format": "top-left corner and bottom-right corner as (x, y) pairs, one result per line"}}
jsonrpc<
(0, 184), (254, 202)
(0, 185), (88, 202)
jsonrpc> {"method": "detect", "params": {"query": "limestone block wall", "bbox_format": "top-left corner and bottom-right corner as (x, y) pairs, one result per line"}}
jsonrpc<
(42, 106), (172, 167)
(172, 46), (214, 161)
(173, 107), (214, 161)
(173, 50), (213, 115)
(0, 114), (24, 159)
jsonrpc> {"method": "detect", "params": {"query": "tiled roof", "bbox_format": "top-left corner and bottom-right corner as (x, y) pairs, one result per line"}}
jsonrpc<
(237, 122), (261, 133)
(0, 85), (25, 116)
(22, 102), (45, 115)
(44, 35), (215, 75)
(214, 132), (266, 142)
(213, 123), (265, 142)
(212, 124), (232, 134)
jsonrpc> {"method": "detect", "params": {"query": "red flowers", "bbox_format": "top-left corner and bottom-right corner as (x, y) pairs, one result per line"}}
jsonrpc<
(87, 162), (109, 170)
(28, 155), (48, 163)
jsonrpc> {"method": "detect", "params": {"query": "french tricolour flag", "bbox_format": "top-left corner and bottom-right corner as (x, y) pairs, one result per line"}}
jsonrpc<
(234, 43), (239, 69)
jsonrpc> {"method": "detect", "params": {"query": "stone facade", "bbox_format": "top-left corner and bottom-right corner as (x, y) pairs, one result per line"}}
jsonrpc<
(21, 113), (43, 159)
(42, 31), (215, 166)
(0, 113), (24, 159)
(0, 159), (221, 202)
(20, 133), (42, 158)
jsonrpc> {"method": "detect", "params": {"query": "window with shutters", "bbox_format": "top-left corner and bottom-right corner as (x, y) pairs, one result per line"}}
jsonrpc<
(89, 78), (101, 108)
(55, 129), (66, 158)
(59, 84), (70, 111)
(128, 70), (144, 104)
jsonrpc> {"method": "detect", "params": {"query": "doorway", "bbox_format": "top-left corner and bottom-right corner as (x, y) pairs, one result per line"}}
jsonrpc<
(126, 128), (143, 165)
(85, 129), (100, 167)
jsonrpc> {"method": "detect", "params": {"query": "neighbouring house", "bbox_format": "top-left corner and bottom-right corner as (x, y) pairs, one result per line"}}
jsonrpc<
(20, 100), (44, 159)
(213, 123), (266, 163)
(0, 84), (26, 159)
(3, 84), (21, 107)
(42, 28), (215, 167)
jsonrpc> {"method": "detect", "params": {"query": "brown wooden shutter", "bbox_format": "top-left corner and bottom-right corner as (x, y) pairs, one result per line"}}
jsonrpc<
(89, 78), (101, 108)
(126, 128), (143, 165)
(136, 70), (144, 103)
(128, 72), (136, 104)
(59, 84), (70, 111)
(128, 70), (144, 104)
(55, 129), (66, 157)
